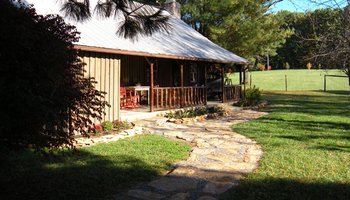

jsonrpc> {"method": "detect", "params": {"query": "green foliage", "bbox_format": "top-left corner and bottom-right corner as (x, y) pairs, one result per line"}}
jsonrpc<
(0, 1), (108, 152)
(101, 121), (113, 132)
(164, 106), (224, 119)
(271, 11), (307, 69)
(181, 0), (293, 60)
(272, 6), (350, 80)
(112, 120), (133, 132)
(0, 135), (191, 200)
(241, 86), (261, 106)
(60, 0), (170, 39)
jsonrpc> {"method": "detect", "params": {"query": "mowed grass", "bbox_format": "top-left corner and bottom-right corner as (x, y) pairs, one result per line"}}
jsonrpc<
(0, 135), (191, 200)
(221, 91), (350, 200)
(229, 69), (349, 91)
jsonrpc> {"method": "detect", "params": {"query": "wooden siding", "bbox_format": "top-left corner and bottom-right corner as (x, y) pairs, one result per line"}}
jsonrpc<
(81, 51), (121, 123)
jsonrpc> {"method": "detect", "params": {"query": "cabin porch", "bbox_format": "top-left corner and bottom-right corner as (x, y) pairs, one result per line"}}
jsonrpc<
(120, 54), (244, 115)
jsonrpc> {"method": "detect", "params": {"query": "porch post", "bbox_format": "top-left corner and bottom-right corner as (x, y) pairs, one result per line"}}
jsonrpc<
(180, 62), (184, 108)
(243, 65), (247, 99)
(150, 62), (154, 112)
(239, 65), (243, 85)
(239, 65), (243, 99)
(221, 64), (225, 103)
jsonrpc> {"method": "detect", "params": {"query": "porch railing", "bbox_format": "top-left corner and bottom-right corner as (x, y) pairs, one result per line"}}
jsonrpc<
(152, 86), (206, 111)
(223, 85), (241, 102)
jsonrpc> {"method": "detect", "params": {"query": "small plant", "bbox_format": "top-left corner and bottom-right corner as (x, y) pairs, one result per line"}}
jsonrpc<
(240, 86), (261, 106)
(165, 106), (225, 119)
(306, 62), (312, 70)
(317, 63), (322, 70)
(94, 124), (103, 135)
(101, 121), (113, 132)
(113, 120), (132, 132)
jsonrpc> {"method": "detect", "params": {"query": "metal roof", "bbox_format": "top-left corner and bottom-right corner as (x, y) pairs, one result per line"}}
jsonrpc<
(25, 0), (248, 64)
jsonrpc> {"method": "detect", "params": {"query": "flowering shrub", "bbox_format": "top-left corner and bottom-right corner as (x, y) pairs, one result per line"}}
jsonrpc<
(94, 125), (103, 135)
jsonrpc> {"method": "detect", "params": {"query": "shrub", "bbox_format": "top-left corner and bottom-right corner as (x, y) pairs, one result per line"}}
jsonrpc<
(94, 125), (104, 135)
(164, 106), (224, 119)
(113, 121), (132, 132)
(0, 1), (108, 153)
(241, 86), (261, 106)
(101, 121), (113, 132)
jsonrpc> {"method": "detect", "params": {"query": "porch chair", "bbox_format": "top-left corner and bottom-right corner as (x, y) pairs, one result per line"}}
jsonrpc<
(120, 87), (140, 109)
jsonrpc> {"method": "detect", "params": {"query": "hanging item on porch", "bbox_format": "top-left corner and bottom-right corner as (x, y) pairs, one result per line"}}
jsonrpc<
(190, 63), (198, 84)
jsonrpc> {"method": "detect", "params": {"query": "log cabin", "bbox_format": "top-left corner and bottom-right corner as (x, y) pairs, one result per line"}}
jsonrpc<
(26, 0), (248, 123)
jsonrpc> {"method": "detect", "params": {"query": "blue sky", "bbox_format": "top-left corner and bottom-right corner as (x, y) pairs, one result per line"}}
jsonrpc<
(271, 0), (344, 12)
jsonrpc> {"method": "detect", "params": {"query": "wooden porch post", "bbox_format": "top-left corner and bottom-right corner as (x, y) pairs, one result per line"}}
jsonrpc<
(243, 65), (247, 99)
(239, 65), (243, 99)
(221, 64), (225, 103)
(239, 65), (243, 85)
(150, 62), (154, 112)
(180, 62), (184, 108)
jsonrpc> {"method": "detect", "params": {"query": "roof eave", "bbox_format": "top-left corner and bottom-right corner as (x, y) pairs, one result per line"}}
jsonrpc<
(74, 45), (248, 65)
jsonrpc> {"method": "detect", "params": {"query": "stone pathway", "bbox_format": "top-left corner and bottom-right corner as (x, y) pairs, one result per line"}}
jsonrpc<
(114, 108), (267, 200)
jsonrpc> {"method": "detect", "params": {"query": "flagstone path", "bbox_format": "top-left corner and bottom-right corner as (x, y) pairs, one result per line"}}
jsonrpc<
(114, 108), (268, 200)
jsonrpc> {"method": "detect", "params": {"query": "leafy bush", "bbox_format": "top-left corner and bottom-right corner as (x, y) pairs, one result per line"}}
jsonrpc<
(113, 121), (132, 132)
(101, 121), (113, 132)
(0, 1), (108, 152)
(94, 125), (104, 135)
(165, 106), (224, 119)
(241, 86), (261, 106)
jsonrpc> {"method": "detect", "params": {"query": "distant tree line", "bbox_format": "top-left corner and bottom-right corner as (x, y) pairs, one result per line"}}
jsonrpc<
(271, 4), (349, 84)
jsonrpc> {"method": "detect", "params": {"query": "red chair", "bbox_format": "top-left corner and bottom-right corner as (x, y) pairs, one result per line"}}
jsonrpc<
(120, 87), (140, 109)
(120, 87), (127, 109)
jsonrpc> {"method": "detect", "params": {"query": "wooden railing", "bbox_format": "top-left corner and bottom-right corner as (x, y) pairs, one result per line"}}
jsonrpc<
(223, 85), (241, 102)
(152, 86), (206, 111)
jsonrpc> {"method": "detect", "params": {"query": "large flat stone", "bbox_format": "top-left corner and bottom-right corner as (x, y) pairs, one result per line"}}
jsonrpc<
(169, 192), (191, 200)
(197, 196), (217, 200)
(148, 176), (198, 192)
(127, 189), (165, 200)
(202, 181), (236, 195)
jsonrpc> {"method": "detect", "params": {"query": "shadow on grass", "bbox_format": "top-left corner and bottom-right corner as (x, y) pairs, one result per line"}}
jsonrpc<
(268, 118), (350, 134)
(322, 90), (350, 95)
(263, 91), (350, 118)
(0, 149), (159, 200)
(220, 178), (350, 200)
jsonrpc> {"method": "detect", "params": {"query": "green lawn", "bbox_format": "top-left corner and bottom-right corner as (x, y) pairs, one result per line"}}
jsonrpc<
(229, 69), (349, 91)
(221, 91), (350, 200)
(0, 135), (190, 200)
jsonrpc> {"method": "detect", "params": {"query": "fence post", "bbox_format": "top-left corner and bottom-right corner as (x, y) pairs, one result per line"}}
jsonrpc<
(250, 75), (252, 88)
(285, 75), (288, 92)
(324, 75), (327, 92)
